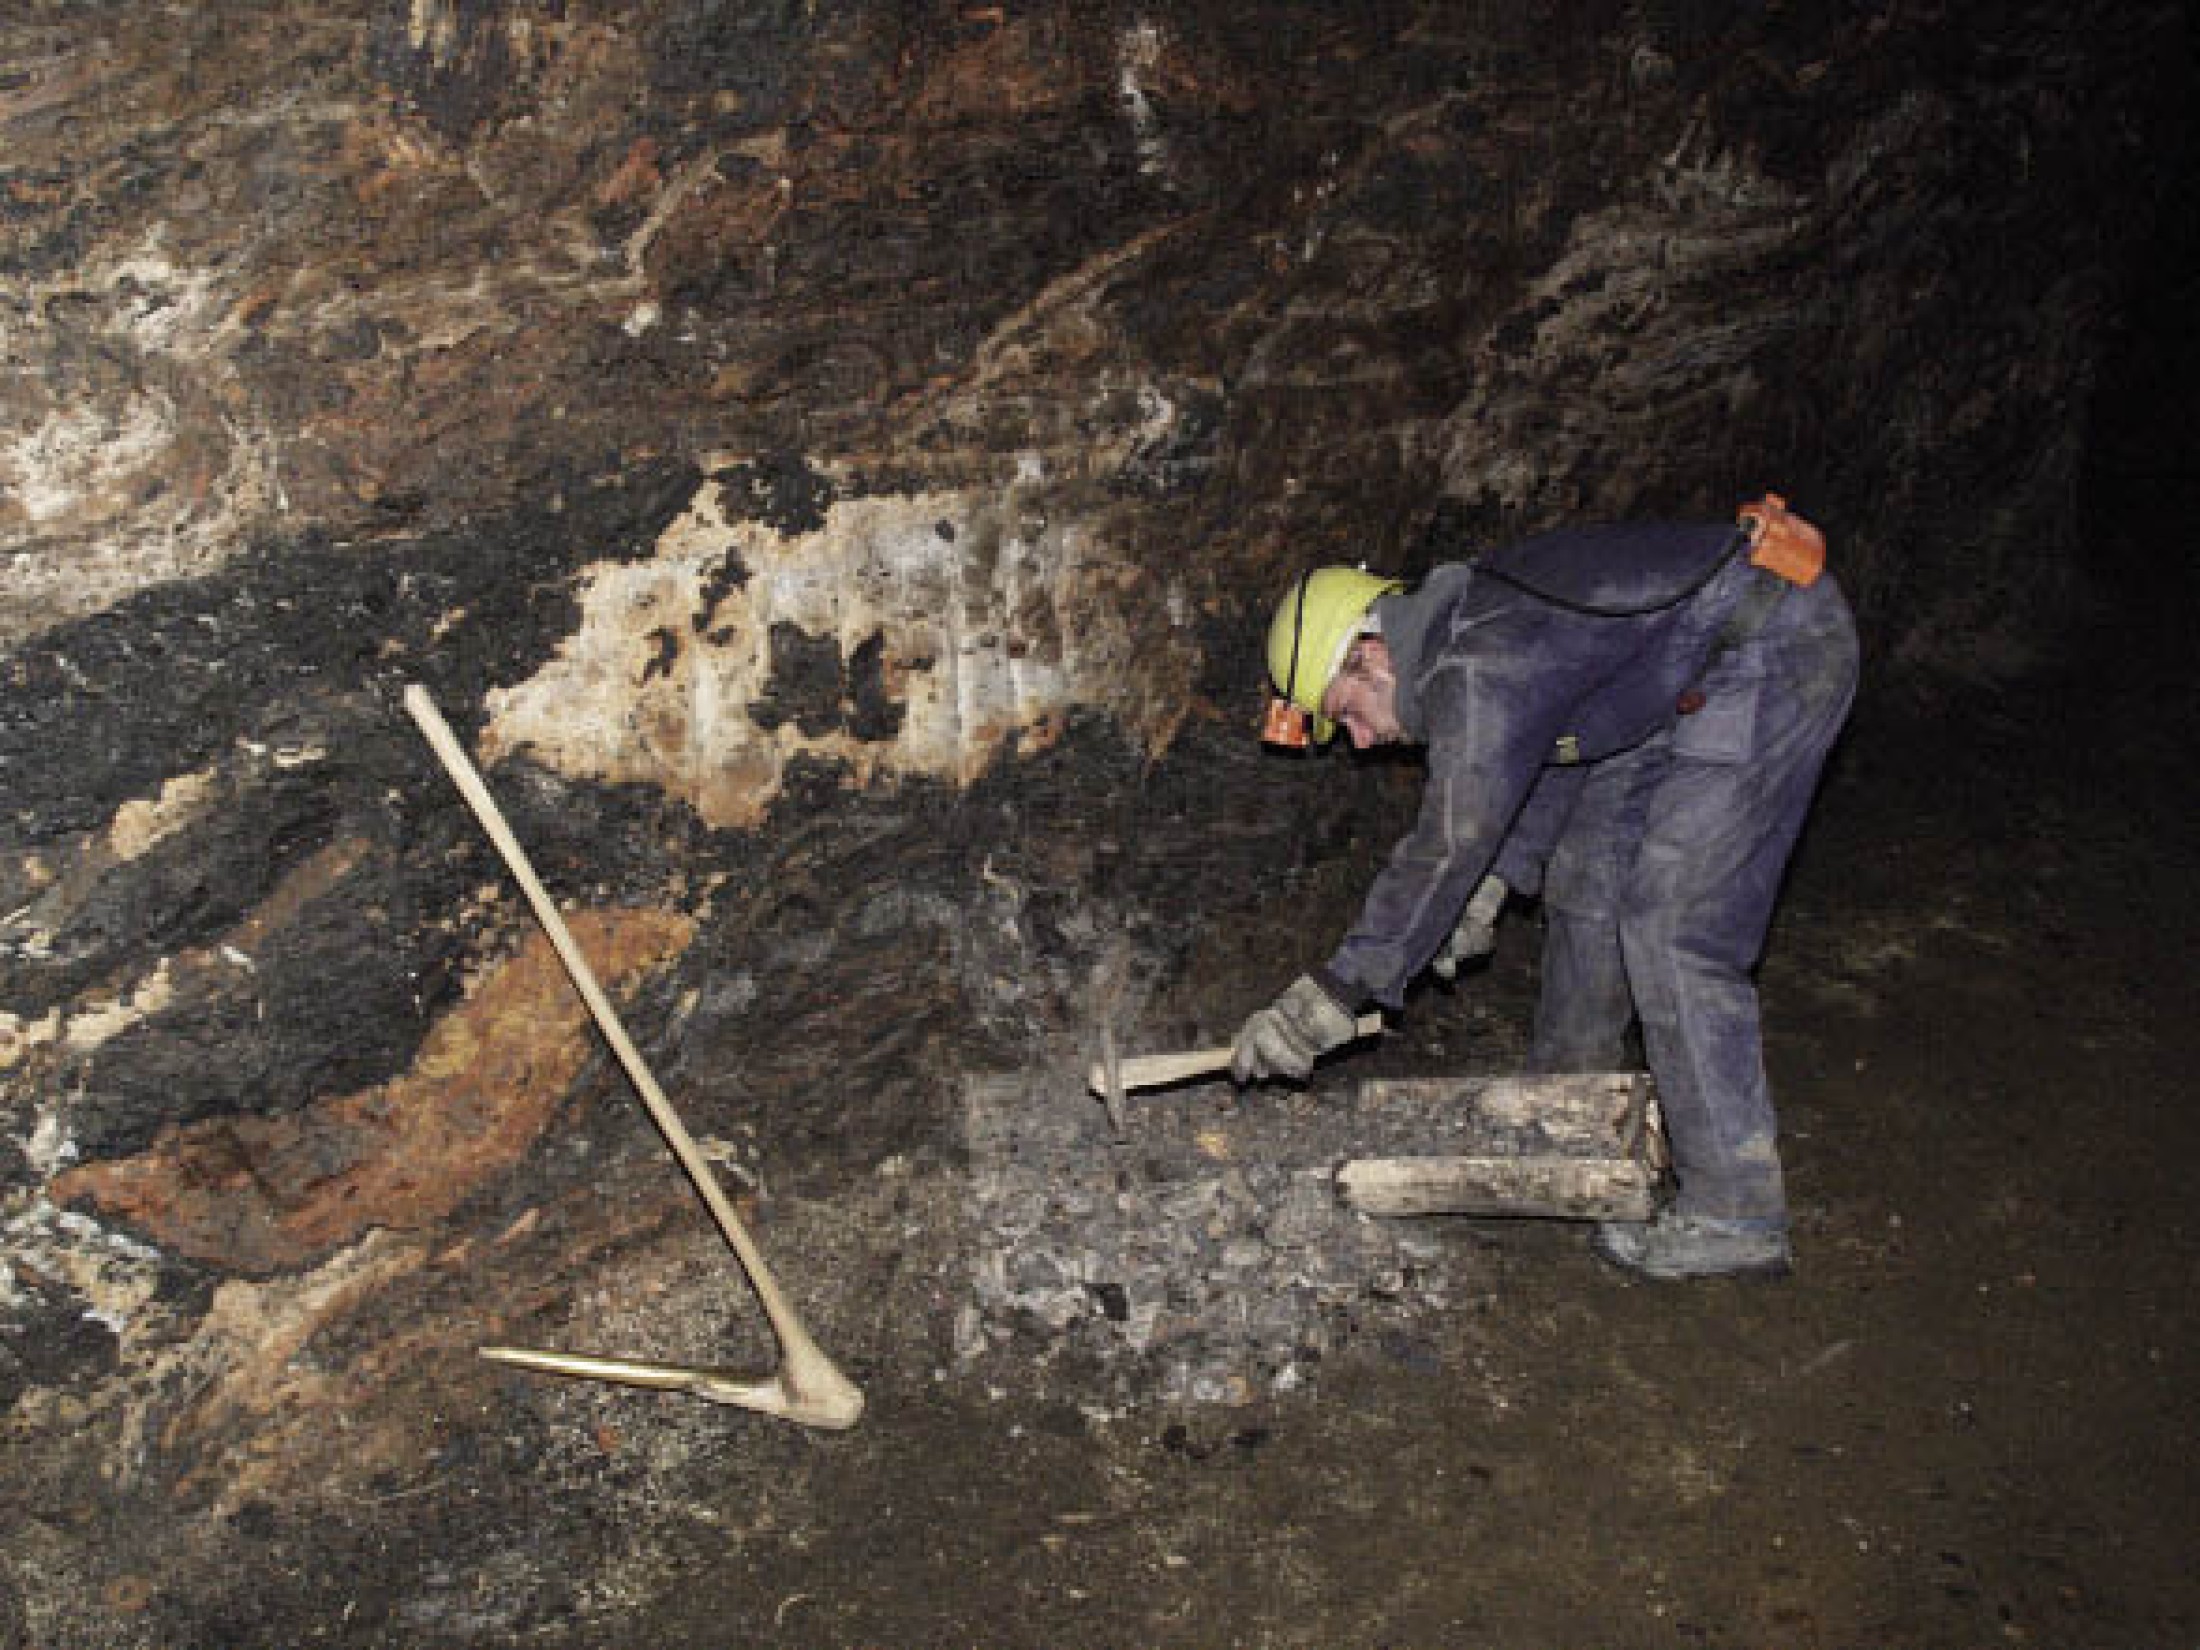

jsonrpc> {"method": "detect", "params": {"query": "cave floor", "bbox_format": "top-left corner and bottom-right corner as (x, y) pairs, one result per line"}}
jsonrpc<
(594, 626), (2194, 1650)
(12, 602), (2199, 1650)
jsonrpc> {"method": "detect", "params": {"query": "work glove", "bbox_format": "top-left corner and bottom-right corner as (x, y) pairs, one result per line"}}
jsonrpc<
(1230, 975), (1359, 1085)
(1429, 874), (1509, 982)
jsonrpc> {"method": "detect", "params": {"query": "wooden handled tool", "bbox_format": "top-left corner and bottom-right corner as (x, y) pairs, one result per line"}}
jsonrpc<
(405, 684), (862, 1431)
(1086, 1012), (1384, 1106)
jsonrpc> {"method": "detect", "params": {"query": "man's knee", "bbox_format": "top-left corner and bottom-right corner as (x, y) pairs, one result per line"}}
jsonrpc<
(1544, 830), (1628, 924)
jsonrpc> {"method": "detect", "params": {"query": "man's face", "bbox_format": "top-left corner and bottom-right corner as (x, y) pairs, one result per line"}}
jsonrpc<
(1323, 638), (1405, 749)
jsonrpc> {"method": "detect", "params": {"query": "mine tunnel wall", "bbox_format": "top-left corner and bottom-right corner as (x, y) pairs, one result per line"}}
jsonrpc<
(0, 0), (2191, 1543)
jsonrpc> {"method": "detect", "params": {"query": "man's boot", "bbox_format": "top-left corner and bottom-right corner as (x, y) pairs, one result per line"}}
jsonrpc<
(1591, 1211), (1791, 1280)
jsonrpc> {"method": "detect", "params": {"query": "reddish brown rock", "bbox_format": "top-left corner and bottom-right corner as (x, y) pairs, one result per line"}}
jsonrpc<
(53, 907), (693, 1274)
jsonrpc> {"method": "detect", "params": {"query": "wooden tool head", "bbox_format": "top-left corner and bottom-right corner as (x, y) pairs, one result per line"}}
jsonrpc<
(1098, 1022), (1129, 1138)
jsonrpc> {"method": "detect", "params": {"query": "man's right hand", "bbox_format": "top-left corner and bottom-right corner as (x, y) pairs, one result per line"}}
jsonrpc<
(1230, 975), (1359, 1084)
(1430, 874), (1508, 981)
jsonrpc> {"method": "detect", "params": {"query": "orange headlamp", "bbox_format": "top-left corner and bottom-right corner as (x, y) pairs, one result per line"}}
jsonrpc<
(1261, 694), (1314, 749)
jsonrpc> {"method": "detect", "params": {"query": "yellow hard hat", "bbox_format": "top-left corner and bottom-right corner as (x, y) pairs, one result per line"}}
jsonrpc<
(1264, 566), (1403, 746)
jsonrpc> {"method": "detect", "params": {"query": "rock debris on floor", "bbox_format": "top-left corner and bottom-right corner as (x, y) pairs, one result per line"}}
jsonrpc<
(957, 1065), (1473, 1411)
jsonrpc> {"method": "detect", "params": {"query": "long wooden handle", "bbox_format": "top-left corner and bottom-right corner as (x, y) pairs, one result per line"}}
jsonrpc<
(1086, 1012), (1383, 1097)
(405, 685), (862, 1429)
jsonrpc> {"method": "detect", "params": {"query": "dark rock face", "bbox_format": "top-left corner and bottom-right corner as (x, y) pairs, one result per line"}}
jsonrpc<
(4, 4), (2178, 653)
(1, 2), (2192, 1644)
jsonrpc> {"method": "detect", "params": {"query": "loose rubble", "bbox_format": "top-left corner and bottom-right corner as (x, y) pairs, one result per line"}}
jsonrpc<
(958, 1067), (1461, 1410)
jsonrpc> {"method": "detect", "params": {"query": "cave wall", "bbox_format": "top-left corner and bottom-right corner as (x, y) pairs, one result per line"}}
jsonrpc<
(5, 3), (2179, 662)
(0, 0), (2188, 1607)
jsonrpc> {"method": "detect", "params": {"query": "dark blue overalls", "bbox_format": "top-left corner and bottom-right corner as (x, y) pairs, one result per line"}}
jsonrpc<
(1318, 522), (1859, 1222)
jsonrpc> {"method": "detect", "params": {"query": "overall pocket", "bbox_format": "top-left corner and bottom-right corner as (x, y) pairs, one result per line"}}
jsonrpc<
(1672, 653), (1764, 764)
